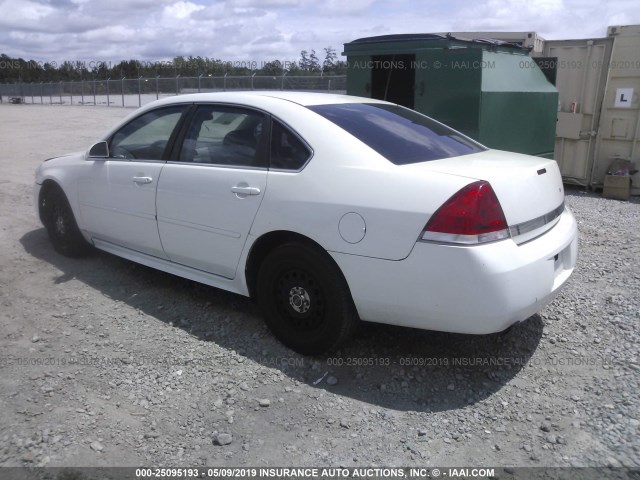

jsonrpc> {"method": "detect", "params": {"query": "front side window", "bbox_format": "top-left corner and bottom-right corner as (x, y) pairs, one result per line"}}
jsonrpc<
(178, 105), (268, 167)
(109, 106), (187, 160)
(270, 120), (312, 170)
(308, 103), (484, 165)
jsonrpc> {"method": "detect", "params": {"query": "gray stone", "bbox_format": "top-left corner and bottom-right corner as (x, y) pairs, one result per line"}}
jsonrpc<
(90, 441), (103, 452)
(326, 376), (338, 386)
(213, 433), (233, 446)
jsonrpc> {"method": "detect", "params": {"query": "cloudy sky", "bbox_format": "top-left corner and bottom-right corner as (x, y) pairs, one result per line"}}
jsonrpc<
(0, 0), (639, 65)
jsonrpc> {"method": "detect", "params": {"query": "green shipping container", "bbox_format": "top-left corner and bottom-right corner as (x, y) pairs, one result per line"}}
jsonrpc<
(344, 34), (559, 158)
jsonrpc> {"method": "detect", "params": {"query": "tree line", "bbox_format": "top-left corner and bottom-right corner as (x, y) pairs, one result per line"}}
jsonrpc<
(0, 47), (346, 83)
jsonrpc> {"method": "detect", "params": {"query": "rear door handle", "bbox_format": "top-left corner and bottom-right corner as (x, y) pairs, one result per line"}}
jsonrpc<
(231, 186), (261, 196)
(132, 176), (153, 184)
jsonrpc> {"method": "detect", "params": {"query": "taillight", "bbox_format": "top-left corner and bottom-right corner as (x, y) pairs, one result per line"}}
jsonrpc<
(420, 181), (510, 245)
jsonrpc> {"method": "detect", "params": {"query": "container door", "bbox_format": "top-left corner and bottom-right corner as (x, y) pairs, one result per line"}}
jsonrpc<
(370, 54), (416, 109)
(592, 26), (640, 194)
(543, 38), (613, 185)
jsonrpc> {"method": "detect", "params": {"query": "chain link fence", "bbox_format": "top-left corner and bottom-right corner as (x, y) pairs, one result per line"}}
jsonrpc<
(0, 74), (347, 107)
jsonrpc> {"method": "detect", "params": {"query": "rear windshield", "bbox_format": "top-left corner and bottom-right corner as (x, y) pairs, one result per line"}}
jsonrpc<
(308, 103), (484, 165)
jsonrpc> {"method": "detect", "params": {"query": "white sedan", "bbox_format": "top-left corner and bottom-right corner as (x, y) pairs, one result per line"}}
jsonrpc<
(35, 92), (577, 354)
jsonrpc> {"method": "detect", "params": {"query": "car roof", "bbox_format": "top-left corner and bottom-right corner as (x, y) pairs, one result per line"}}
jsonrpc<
(149, 91), (392, 108)
(236, 91), (388, 106)
(101, 91), (395, 142)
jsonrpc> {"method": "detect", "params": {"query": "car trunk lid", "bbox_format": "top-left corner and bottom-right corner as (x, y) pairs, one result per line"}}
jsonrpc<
(407, 150), (566, 243)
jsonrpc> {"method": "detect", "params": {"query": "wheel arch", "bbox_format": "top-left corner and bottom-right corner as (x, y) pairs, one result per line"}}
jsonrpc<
(244, 230), (354, 305)
(38, 179), (65, 224)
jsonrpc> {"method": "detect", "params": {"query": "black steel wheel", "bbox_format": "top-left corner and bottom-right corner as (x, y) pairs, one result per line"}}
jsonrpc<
(256, 242), (358, 355)
(40, 185), (92, 257)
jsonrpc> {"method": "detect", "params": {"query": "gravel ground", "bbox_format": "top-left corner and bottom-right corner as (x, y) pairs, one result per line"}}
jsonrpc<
(0, 104), (639, 470)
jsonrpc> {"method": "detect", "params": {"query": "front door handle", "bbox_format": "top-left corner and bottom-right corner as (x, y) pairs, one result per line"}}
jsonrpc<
(132, 176), (153, 184)
(231, 185), (261, 196)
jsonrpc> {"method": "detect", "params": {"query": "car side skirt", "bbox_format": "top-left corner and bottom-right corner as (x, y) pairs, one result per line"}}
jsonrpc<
(92, 238), (250, 297)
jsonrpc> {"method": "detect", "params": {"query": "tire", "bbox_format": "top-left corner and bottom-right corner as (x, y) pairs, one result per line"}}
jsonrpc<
(256, 242), (359, 355)
(40, 186), (92, 257)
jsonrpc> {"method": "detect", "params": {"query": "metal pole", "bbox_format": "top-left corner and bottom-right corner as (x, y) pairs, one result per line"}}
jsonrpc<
(121, 77), (125, 107)
(70, 81), (73, 105)
(49, 82), (52, 104)
(224, 73), (227, 91)
(40, 82), (44, 104)
(59, 81), (62, 105)
(138, 76), (142, 107)
(106, 77), (110, 106)
(251, 72), (256, 90)
(281, 72), (287, 90)
(156, 75), (159, 100)
(198, 73), (202, 93)
(31, 83), (34, 104)
(327, 78), (331, 91)
(93, 79), (96, 105)
(81, 80), (85, 105)
(175, 74), (180, 95)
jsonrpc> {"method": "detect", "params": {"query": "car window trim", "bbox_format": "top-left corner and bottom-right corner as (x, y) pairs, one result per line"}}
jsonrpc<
(102, 159), (167, 165)
(161, 161), (269, 172)
(167, 102), (270, 168)
(165, 104), (197, 161)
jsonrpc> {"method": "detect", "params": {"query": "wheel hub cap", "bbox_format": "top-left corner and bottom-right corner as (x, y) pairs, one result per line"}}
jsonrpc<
(289, 286), (311, 314)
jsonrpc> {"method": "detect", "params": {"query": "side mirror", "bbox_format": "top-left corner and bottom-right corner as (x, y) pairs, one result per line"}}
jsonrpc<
(88, 141), (109, 158)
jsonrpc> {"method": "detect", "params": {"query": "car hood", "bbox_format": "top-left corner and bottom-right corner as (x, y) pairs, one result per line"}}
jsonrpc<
(44, 151), (85, 162)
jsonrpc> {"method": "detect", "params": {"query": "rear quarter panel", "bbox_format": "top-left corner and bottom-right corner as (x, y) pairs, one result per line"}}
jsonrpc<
(250, 102), (472, 261)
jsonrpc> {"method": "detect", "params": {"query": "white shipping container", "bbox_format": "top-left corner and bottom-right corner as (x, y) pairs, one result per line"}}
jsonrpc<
(543, 25), (640, 194)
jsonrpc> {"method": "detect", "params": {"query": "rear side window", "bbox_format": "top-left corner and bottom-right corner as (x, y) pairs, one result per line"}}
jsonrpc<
(178, 105), (268, 167)
(269, 120), (311, 171)
(308, 103), (484, 165)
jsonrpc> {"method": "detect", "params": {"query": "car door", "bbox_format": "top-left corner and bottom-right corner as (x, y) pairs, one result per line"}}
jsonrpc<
(156, 104), (269, 278)
(78, 105), (189, 258)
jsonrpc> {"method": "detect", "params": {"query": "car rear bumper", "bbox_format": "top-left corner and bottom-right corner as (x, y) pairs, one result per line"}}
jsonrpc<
(331, 207), (578, 334)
